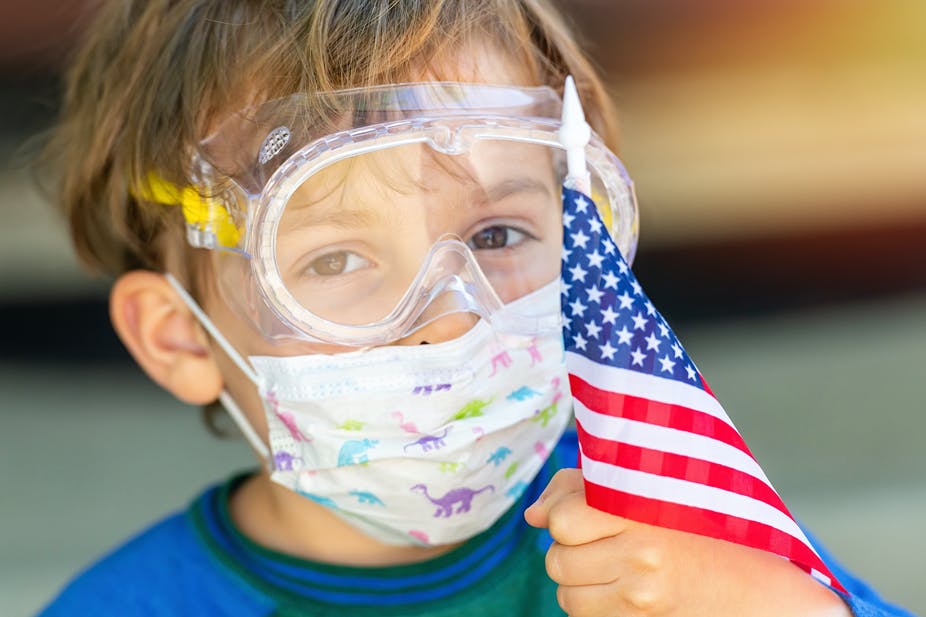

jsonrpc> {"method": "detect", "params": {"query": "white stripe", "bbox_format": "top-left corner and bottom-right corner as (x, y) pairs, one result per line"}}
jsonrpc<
(574, 398), (776, 489)
(566, 351), (731, 423)
(580, 452), (821, 560)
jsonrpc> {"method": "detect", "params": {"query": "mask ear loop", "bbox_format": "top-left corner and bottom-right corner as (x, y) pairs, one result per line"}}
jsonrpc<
(165, 273), (272, 461)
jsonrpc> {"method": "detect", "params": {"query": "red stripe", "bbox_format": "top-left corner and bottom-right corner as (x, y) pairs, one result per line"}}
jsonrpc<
(583, 479), (845, 593)
(576, 421), (792, 518)
(570, 373), (753, 457)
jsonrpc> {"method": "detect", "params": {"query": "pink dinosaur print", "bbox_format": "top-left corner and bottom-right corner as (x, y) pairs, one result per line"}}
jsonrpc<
(534, 440), (549, 458)
(488, 350), (513, 377)
(408, 529), (430, 544)
(527, 337), (544, 366)
(277, 411), (311, 442)
(471, 426), (485, 440)
(391, 411), (420, 434)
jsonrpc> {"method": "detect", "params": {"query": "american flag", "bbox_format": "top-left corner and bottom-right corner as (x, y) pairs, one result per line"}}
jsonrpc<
(560, 186), (843, 591)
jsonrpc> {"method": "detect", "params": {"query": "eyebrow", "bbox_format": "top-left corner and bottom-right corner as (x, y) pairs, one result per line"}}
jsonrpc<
(480, 176), (555, 206)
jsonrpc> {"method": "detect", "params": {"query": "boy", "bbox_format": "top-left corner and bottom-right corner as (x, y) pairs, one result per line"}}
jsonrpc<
(40, 1), (912, 615)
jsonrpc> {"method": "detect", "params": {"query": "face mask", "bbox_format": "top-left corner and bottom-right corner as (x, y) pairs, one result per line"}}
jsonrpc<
(170, 277), (571, 546)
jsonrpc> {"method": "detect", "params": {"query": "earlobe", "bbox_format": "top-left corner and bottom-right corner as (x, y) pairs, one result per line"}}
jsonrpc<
(110, 271), (224, 405)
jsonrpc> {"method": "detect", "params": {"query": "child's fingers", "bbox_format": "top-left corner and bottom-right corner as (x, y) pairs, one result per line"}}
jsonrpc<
(545, 535), (625, 586)
(525, 468), (630, 545)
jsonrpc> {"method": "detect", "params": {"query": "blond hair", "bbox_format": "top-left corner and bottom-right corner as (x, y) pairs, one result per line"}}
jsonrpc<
(46, 0), (618, 279)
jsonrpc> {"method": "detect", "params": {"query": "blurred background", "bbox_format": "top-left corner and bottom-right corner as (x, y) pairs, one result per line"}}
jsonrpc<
(1, 0), (924, 615)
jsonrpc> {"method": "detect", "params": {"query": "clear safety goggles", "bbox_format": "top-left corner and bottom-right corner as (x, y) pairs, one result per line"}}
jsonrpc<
(163, 82), (638, 347)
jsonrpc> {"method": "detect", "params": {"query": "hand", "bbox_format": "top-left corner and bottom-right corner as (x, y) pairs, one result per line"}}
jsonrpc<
(524, 469), (851, 617)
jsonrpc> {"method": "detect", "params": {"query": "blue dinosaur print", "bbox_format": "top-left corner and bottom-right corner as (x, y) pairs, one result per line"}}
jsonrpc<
(403, 426), (451, 453)
(411, 484), (494, 517)
(486, 446), (512, 467)
(349, 490), (385, 506)
(507, 481), (529, 500)
(337, 438), (378, 467)
(506, 386), (541, 401)
(298, 491), (338, 510)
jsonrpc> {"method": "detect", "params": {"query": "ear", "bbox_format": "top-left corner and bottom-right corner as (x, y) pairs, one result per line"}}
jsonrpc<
(110, 271), (223, 405)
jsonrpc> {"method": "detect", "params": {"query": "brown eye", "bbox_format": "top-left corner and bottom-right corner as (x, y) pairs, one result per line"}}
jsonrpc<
(308, 251), (348, 275)
(468, 226), (528, 250)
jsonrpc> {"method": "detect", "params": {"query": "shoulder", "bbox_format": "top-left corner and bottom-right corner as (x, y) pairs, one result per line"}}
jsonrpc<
(38, 495), (274, 617)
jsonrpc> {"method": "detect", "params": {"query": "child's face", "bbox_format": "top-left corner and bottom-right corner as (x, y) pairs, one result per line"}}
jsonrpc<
(197, 45), (557, 444)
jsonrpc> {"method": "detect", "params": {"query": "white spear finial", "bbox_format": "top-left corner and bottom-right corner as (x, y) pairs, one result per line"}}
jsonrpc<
(559, 75), (592, 193)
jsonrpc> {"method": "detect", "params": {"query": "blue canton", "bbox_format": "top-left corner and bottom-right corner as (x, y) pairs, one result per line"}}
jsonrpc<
(560, 187), (703, 390)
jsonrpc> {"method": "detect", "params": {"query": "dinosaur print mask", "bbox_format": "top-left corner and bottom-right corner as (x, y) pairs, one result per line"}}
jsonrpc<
(245, 279), (571, 546)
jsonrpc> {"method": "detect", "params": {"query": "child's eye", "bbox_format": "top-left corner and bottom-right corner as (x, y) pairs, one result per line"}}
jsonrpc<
(467, 225), (529, 251)
(306, 251), (369, 276)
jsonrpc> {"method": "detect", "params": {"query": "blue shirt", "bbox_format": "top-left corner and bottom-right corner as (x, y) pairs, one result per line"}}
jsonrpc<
(39, 431), (916, 617)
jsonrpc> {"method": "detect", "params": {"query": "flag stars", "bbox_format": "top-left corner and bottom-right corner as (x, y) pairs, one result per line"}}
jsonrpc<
(563, 212), (576, 228)
(631, 312), (648, 331)
(572, 333), (588, 351)
(601, 305), (619, 325)
(630, 347), (647, 366)
(588, 216), (603, 235)
(658, 355), (676, 373)
(630, 280), (642, 296)
(602, 271), (620, 290)
(599, 340), (617, 360)
(644, 332), (661, 351)
(685, 364), (697, 381)
(586, 286), (605, 305)
(587, 250), (604, 269)
(603, 238), (616, 255)
(574, 196), (590, 213)
(568, 263), (588, 283)
(671, 342), (683, 359)
(571, 229), (590, 249)
(569, 298), (587, 317)
(614, 325), (633, 345)
(658, 322), (670, 338)
(617, 291), (634, 309)
(616, 259), (629, 275)
(561, 246), (573, 262)
(645, 300), (656, 316)
(584, 321), (603, 339)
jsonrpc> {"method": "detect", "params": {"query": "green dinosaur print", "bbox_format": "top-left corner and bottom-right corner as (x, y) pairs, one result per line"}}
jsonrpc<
(504, 462), (519, 480)
(532, 400), (559, 428)
(449, 398), (493, 422)
(336, 419), (365, 431)
(439, 461), (464, 473)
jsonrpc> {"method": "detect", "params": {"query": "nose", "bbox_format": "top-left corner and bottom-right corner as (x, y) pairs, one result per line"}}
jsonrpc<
(394, 311), (479, 346)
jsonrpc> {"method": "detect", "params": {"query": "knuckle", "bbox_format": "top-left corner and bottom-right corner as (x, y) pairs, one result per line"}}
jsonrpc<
(545, 544), (566, 583)
(624, 579), (666, 613)
(633, 543), (664, 572)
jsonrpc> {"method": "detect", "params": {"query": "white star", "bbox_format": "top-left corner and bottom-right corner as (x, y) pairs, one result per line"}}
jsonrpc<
(563, 212), (576, 228)
(586, 286), (604, 304)
(644, 332), (661, 351)
(630, 280), (642, 296)
(631, 312), (648, 331)
(569, 298), (587, 317)
(560, 281), (571, 296)
(588, 216), (603, 235)
(599, 340), (617, 360)
(587, 250), (604, 269)
(574, 196), (590, 213)
(645, 300), (656, 316)
(617, 291), (634, 309)
(616, 259), (629, 275)
(658, 355), (676, 373)
(568, 263), (587, 282)
(601, 305), (619, 325)
(615, 326), (633, 345)
(571, 229), (590, 249)
(671, 342), (683, 359)
(572, 332), (588, 351)
(561, 245), (572, 262)
(602, 271), (620, 289)
(658, 323), (670, 338)
(603, 238), (616, 255)
(630, 347), (646, 367)
(685, 365), (697, 381)
(585, 321), (602, 339)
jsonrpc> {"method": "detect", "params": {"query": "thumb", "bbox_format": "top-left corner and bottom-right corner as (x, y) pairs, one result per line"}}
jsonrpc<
(524, 468), (585, 529)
